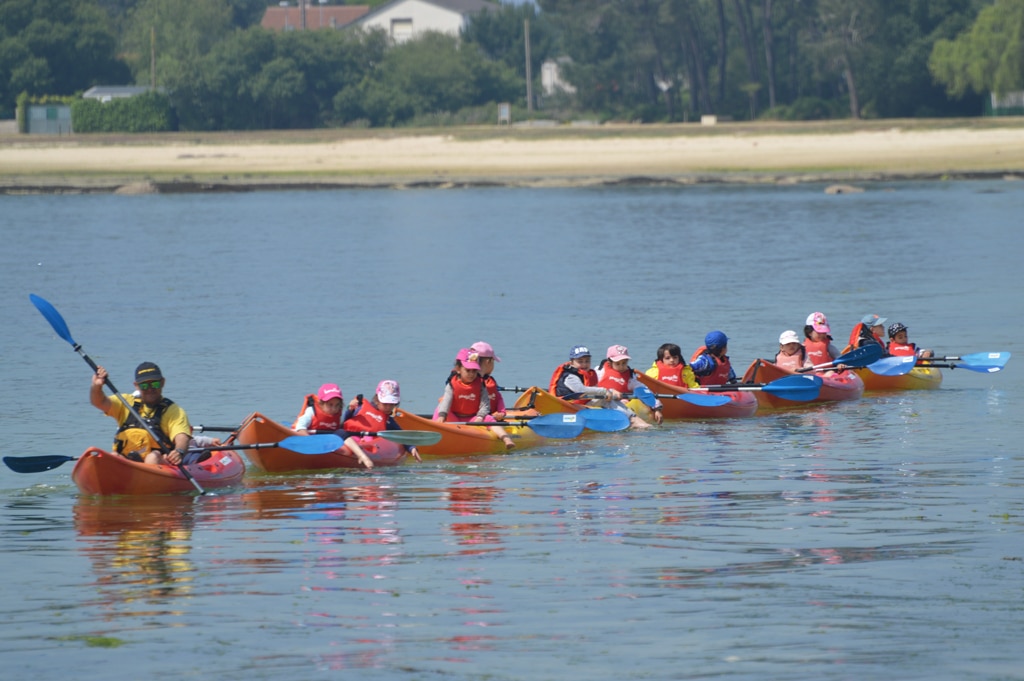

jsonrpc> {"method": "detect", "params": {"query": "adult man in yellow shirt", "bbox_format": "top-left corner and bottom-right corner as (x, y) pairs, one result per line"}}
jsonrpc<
(90, 361), (191, 466)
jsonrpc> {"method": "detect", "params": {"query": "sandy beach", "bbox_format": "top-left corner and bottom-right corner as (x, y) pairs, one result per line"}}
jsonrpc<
(3, 119), (1024, 192)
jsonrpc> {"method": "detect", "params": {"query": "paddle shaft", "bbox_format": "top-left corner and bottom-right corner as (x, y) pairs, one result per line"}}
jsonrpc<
(30, 294), (206, 493)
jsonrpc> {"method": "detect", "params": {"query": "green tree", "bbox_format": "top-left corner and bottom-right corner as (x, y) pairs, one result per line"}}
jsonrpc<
(120, 0), (233, 86)
(930, 0), (1024, 99)
(0, 0), (130, 115)
(336, 31), (520, 126)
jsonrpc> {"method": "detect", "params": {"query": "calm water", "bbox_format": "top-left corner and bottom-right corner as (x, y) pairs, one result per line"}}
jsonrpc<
(1, 181), (1022, 680)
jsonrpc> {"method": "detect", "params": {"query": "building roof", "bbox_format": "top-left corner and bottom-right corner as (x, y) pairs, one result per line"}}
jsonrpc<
(261, 5), (370, 31)
(355, 0), (497, 24)
(82, 86), (153, 100)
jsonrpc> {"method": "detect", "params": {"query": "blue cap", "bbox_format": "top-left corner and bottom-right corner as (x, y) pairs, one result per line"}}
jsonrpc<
(705, 331), (728, 350)
(569, 345), (591, 359)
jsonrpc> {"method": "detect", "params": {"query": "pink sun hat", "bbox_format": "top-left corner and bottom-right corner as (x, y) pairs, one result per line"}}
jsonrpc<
(376, 379), (401, 404)
(470, 341), (501, 362)
(456, 348), (481, 370)
(606, 344), (631, 361)
(317, 383), (343, 402)
(805, 311), (830, 334)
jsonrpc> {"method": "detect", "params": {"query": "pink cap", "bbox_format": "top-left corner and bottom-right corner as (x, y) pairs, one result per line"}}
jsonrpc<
(376, 379), (401, 404)
(806, 311), (830, 334)
(456, 348), (481, 370)
(470, 341), (500, 362)
(317, 383), (343, 402)
(606, 344), (631, 361)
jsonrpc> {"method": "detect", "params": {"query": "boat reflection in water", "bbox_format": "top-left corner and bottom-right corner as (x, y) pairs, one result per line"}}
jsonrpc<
(74, 495), (201, 615)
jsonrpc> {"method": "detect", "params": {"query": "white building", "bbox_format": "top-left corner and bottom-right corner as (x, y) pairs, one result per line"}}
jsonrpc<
(353, 0), (496, 43)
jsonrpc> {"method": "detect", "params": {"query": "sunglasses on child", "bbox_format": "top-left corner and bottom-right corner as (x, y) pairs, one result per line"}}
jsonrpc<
(138, 380), (163, 390)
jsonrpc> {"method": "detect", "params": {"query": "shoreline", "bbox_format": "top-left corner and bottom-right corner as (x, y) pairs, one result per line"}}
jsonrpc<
(3, 120), (1024, 193)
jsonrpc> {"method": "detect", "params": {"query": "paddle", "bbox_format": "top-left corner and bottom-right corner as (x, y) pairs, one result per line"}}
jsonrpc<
(199, 423), (445, 448)
(441, 412), (588, 438)
(29, 294), (206, 494)
(628, 384), (732, 408)
(799, 344), (884, 372)
(918, 351), (1011, 373)
(865, 355), (918, 376)
(671, 375), (824, 402)
(3, 435), (343, 475)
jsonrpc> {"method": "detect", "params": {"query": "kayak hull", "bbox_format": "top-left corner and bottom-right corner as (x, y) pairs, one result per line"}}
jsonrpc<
(237, 412), (407, 472)
(71, 447), (245, 496)
(393, 409), (544, 457)
(860, 366), (943, 391)
(742, 359), (864, 408)
(633, 373), (758, 419)
(511, 386), (589, 415)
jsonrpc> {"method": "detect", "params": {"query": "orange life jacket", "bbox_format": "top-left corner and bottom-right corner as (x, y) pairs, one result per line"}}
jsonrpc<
(549, 363), (598, 403)
(481, 374), (505, 413)
(446, 375), (484, 421)
(653, 360), (684, 385)
(293, 394), (342, 431)
(598, 363), (634, 392)
(775, 347), (807, 372)
(803, 338), (833, 365)
(887, 341), (918, 357)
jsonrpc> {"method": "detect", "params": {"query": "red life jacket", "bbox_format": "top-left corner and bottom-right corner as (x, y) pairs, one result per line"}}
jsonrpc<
(293, 394), (342, 431)
(653, 360), (684, 385)
(690, 346), (732, 385)
(888, 341), (917, 356)
(342, 399), (389, 433)
(803, 338), (833, 365)
(447, 375), (484, 421)
(775, 347), (807, 372)
(481, 374), (504, 413)
(849, 323), (887, 351)
(598, 363), (633, 392)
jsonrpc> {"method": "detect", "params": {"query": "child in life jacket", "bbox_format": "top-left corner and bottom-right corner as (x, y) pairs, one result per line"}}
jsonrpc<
(803, 312), (843, 366)
(293, 383), (345, 434)
(775, 330), (812, 371)
(690, 331), (737, 385)
(469, 341), (509, 420)
(646, 343), (698, 388)
(849, 313), (888, 351)
(342, 379), (421, 462)
(597, 344), (662, 428)
(435, 348), (515, 449)
(886, 323), (934, 358)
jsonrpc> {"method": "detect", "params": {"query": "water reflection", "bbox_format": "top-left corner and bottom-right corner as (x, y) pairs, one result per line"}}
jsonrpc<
(445, 475), (504, 556)
(74, 495), (199, 615)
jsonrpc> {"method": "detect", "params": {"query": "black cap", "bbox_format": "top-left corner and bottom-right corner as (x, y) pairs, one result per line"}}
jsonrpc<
(135, 362), (164, 383)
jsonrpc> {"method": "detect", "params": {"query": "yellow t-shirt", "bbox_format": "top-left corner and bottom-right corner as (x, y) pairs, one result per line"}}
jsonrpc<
(105, 394), (191, 456)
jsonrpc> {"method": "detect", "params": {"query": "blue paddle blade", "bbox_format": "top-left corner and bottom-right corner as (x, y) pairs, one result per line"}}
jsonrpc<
(867, 356), (918, 376)
(631, 385), (659, 408)
(677, 392), (732, 407)
(579, 409), (631, 432)
(4, 454), (78, 473)
(958, 351), (1011, 372)
(526, 413), (587, 438)
(279, 434), (344, 454)
(836, 343), (884, 367)
(761, 375), (822, 401)
(29, 294), (76, 346)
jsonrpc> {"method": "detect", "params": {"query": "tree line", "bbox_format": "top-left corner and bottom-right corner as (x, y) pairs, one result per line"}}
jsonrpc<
(1, 0), (1022, 129)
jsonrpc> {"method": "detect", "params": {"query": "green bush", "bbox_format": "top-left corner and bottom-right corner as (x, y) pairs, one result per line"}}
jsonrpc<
(71, 92), (176, 133)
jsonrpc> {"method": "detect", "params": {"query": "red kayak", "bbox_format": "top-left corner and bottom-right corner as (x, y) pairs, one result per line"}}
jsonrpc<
(71, 447), (245, 495)
(742, 359), (864, 408)
(633, 373), (758, 419)
(237, 412), (408, 472)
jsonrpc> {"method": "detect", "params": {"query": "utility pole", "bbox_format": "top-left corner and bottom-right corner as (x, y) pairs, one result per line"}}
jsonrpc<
(150, 26), (156, 88)
(300, 0), (306, 29)
(524, 18), (533, 113)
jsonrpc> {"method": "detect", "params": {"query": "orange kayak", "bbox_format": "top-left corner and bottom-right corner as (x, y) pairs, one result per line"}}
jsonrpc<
(71, 447), (245, 495)
(859, 365), (943, 391)
(236, 412), (408, 472)
(392, 409), (544, 457)
(742, 359), (864, 408)
(511, 386), (588, 414)
(632, 373), (758, 419)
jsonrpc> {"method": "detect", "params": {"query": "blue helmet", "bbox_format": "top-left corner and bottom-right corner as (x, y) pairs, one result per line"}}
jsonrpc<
(705, 331), (728, 350)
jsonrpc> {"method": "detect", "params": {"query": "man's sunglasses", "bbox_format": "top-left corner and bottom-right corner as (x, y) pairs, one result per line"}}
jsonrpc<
(138, 380), (163, 390)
